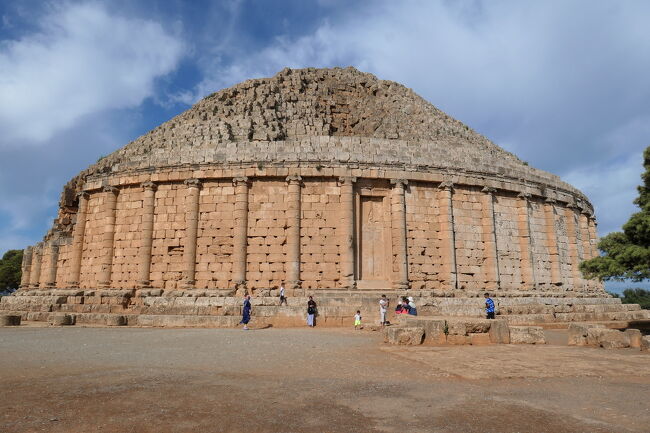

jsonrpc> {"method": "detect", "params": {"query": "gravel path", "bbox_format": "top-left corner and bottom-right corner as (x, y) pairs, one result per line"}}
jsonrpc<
(1, 327), (648, 433)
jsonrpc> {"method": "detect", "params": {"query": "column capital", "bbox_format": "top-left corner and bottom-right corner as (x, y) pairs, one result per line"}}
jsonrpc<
(390, 178), (408, 188)
(481, 186), (497, 194)
(233, 176), (249, 186)
(102, 186), (119, 194)
(438, 181), (454, 191)
(517, 192), (532, 200)
(76, 191), (90, 200)
(286, 175), (303, 185)
(338, 176), (357, 185)
(544, 197), (557, 204)
(141, 181), (158, 191)
(183, 178), (202, 188)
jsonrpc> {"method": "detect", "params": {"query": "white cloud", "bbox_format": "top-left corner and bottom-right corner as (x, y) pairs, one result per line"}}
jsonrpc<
(0, 2), (184, 144)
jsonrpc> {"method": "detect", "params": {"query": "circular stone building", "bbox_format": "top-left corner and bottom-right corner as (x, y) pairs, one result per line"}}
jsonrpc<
(19, 67), (603, 298)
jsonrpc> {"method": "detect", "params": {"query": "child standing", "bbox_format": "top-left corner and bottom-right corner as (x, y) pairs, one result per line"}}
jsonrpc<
(354, 310), (362, 330)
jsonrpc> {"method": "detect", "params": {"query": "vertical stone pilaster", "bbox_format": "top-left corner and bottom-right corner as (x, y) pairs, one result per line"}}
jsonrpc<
(20, 246), (33, 289)
(138, 182), (157, 288)
(437, 182), (457, 291)
(98, 186), (118, 289)
(543, 198), (562, 286)
(588, 216), (598, 259)
(516, 193), (536, 289)
(338, 176), (357, 290)
(579, 210), (592, 261)
(68, 191), (89, 287)
(390, 179), (409, 290)
(564, 204), (582, 289)
(232, 177), (249, 292)
(29, 243), (43, 289)
(182, 179), (201, 289)
(286, 175), (302, 291)
(44, 243), (59, 287)
(481, 186), (500, 289)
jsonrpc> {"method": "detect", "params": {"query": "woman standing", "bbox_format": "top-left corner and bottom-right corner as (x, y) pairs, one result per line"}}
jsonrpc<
(240, 295), (252, 330)
(307, 296), (317, 327)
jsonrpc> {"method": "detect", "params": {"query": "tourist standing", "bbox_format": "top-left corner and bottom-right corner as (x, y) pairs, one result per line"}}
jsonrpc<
(484, 292), (495, 319)
(307, 296), (317, 327)
(354, 310), (362, 330)
(279, 283), (287, 305)
(240, 295), (252, 330)
(379, 294), (389, 326)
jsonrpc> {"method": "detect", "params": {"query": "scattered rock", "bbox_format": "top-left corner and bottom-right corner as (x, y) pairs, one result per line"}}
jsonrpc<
(509, 326), (546, 344)
(567, 323), (605, 346)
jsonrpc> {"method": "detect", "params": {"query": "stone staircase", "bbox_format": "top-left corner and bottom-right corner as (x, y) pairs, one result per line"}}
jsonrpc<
(2, 289), (648, 329)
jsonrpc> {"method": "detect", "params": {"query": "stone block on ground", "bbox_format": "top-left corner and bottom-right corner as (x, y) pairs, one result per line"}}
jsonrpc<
(509, 326), (546, 344)
(641, 335), (650, 352)
(49, 313), (74, 326)
(595, 329), (630, 349)
(469, 333), (491, 345)
(568, 323), (605, 346)
(0, 315), (21, 326)
(488, 320), (510, 344)
(624, 329), (642, 348)
(384, 327), (424, 345)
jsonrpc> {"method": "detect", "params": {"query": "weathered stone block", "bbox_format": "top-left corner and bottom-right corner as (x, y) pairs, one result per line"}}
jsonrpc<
(469, 332), (491, 345)
(567, 323), (605, 346)
(641, 335), (650, 352)
(624, 329), (642, 348)
(509, 326), (545, 344)
(49, 313), (74, 326)
(488, 320), (510, 344)
(384, 327), (424, 345)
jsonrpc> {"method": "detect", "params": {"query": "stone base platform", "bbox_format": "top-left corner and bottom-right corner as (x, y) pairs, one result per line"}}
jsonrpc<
(1, 288), (647, 329)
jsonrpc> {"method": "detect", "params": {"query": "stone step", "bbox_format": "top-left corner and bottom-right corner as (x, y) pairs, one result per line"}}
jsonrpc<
(502, 310), (650, 325)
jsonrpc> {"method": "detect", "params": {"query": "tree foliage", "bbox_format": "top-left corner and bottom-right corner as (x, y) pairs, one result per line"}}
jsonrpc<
(581, 147), (650, 281)
(617, 288), (650, 309)
(0, 249), (23, 291)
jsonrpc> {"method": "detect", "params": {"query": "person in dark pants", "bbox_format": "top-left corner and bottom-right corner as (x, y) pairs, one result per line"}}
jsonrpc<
(484, 292), (495, 319)
(307, 296), (317, 327)
(240, 295), (252, 330)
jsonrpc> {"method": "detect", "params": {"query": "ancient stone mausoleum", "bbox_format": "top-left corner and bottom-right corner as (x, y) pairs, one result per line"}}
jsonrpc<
(18, 67), (603, 297)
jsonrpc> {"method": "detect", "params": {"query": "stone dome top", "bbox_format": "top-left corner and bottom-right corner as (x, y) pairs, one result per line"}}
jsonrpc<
(66, 67), (588, 209)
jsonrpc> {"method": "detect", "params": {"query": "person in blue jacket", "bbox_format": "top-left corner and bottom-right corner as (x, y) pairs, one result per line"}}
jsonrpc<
(240, 295), (252, 330)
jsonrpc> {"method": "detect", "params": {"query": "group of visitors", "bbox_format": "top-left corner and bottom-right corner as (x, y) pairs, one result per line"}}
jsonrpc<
(239, 284), (497, 330)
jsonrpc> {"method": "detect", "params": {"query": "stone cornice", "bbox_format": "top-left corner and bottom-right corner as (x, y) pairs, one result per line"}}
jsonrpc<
(183, 178), (202, 188)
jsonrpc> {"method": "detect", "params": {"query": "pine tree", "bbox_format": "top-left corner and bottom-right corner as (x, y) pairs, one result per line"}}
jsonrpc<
(581, 146), (650, 280)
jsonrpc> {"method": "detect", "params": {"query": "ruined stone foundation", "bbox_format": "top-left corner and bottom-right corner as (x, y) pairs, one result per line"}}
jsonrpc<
(5, 66), (639, 328)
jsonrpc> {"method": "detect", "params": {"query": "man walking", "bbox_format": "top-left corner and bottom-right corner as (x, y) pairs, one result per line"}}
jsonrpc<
(279, 283), (287, 305)
(484, 292), (495, 319)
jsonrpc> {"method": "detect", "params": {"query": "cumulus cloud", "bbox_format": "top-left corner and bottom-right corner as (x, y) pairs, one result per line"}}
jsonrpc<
(0, 2), (184, 144)
(184, 0), (650, 237)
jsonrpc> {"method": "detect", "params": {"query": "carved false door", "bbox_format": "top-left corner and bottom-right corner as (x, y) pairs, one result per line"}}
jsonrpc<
(357, 196), (390, 288)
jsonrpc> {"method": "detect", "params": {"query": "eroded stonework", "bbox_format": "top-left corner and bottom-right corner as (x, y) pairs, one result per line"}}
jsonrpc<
(20, 67), (603, 297)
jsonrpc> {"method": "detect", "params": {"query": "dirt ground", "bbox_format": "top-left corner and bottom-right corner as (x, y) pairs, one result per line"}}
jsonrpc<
(0, 326), (649, 433)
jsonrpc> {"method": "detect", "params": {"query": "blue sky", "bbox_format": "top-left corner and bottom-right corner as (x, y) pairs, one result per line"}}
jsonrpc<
(1, 1), (649, 292)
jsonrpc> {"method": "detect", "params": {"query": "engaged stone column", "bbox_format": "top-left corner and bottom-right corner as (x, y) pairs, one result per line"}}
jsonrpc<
(44, 243), (60, 288)
(338, 176), (357, 290)
(138, 182), (157, 288)
(286, 175), (302, 290)
(579, 209), (592, 260)
(543, 198), (562, 286)
(390, 179), (409, 290)
(481, 187), (500, 289)
(516, 193), (536, 289)
(182, 179), (201, 289)
(98, 186), (118, 289)
(232, 177), (249, 292)
(588, 216), (599, 259)
(68, 191), (89, 287)
(20, 246), (33, 289)
(29, 243), (43, 289)
(437, 182), (457, 291)
(564, 204), (582, 289)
